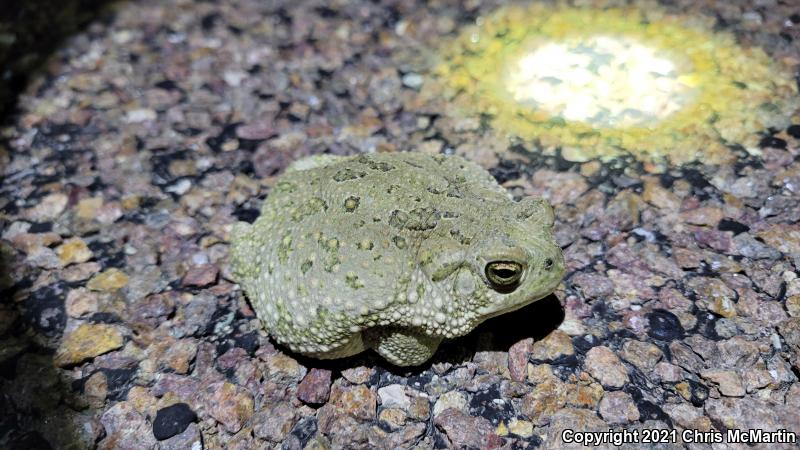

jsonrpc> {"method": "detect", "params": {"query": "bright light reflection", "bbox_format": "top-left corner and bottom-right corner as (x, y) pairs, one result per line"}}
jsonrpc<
(504, 36), (697, 128)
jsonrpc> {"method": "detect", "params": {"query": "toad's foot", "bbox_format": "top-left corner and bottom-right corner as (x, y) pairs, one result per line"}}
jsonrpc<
(364, 327), (443, 366)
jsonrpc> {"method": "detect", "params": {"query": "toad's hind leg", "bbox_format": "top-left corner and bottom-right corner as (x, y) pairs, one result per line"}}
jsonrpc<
(304, 332), (367, 360)
(364, 327), (443, 366)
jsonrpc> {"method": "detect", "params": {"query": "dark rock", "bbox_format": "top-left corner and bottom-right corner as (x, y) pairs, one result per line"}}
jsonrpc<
(153, 403), (197, 441)
(647, 310), (684, 341)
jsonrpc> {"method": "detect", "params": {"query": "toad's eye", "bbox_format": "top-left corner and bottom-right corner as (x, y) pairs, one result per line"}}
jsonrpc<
(485, 261), (524, 293)
(543, 258), (554, 271)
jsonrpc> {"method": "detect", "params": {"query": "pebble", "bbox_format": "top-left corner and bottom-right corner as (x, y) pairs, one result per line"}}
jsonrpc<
(87, 269), (129, 292)
(652, 361), (684, 383)
(152, 403), (197, 440)
(54, 323), (124, 367)
(158, 423), (202, 450)
(787, 295), (800, 318)
(507, 418), (533, 437)
(507, 338), (532, 382)
(547, 408), (608, 449)
(330, 383), (377, 421)
(378, 384), (410, 410)
(620, 339), (663, 371)
(340, 366), (374, 384)
(203, 381), (254, 433)
(646, 309), (685, 341)
(401, 73), (424, 90)
(26, 193), (68, 221)
(584, 346), (629, 388)
(434, 409), (502, 450)
(432, 390), (468, 417)
(701, 369), (745, 397)
(520, 378), (568, 425)
(297, 368), (333, 405)
(181, 264), (218, 287)
(56, 237), (93, 265)
(530, 329), (574, 361)
(84, 371), (109, 408)
(98, 401), (157, 450)
(253, 402), (297, 442)
(598, 391), (640, 424)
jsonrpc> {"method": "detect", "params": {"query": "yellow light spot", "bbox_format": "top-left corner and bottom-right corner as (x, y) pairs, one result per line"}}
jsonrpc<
(432, 3), (798, 165)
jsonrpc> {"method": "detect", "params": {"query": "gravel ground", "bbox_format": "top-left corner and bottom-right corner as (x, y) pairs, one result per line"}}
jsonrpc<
(1, 0), (799, 449)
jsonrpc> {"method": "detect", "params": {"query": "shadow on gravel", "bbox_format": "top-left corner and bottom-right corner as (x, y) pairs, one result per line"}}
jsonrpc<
(0, 0), (119, 122)
(1, 3), (121, 448)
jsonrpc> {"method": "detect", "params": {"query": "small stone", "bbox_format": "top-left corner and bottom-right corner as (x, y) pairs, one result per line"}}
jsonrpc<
(700, 369), (745, 397)
(264, 353), (306, 384)
(688, 277), (738, 318)
(680, 207), (724, 227)
(507, 418), (533, 437)
(407, 391), (431, 421)
(787, 295), (800, 318)
(27, 193), (68, 221)
(507, 338), (532, 382)
(378, 384), (410, 410)
(401, 73), (424, 90)
(84, 371), (108, 408)
(76, 197), (104, 220)
(530, 329), (574, 361)
(25, 246), (62, 269)
(331, 383), (377, 421)
(55, 323), (124, 367)
(652, 362), (683, 383)
(433, 391), (468, 417)
(56, 237), (93, 265)
(598, 391), (639, 424)
(777, 318), (800, 355)
(87, 268), (129, 292)
(646, 309), (685, 341)
(378, 408), (407, 428)
(61, 261), (101, 282)
(584, 346), (629, 388)
(99, 401), (157, 450)
(181, 264), (218, 287)
(716, 336), (761, 370)
(203, 381), (254, 433)
(65, 288), (100, 317)
(159, 423), (202, 450)
(663, 403), (712, 430)
(520, 378), (568, 426)
(153, 403), (197, 440)
(253, 402), (296, 442)
(340, 366), (374, 384)
(757, 224), (800, 255)
(742, 368), (772, 393)
(125, 108), (157, 123)
(297, 368), (332, 404)
(434, 409), (501, 450)
(643, 179), (681, 210)
(161, 339), (198, 374)
(620, 339), (663, 371)
(236, 121), (276, 140)
(566, 379), (604, 409)
(571, 272), (614, 299)
(547, 408), (608, 448)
